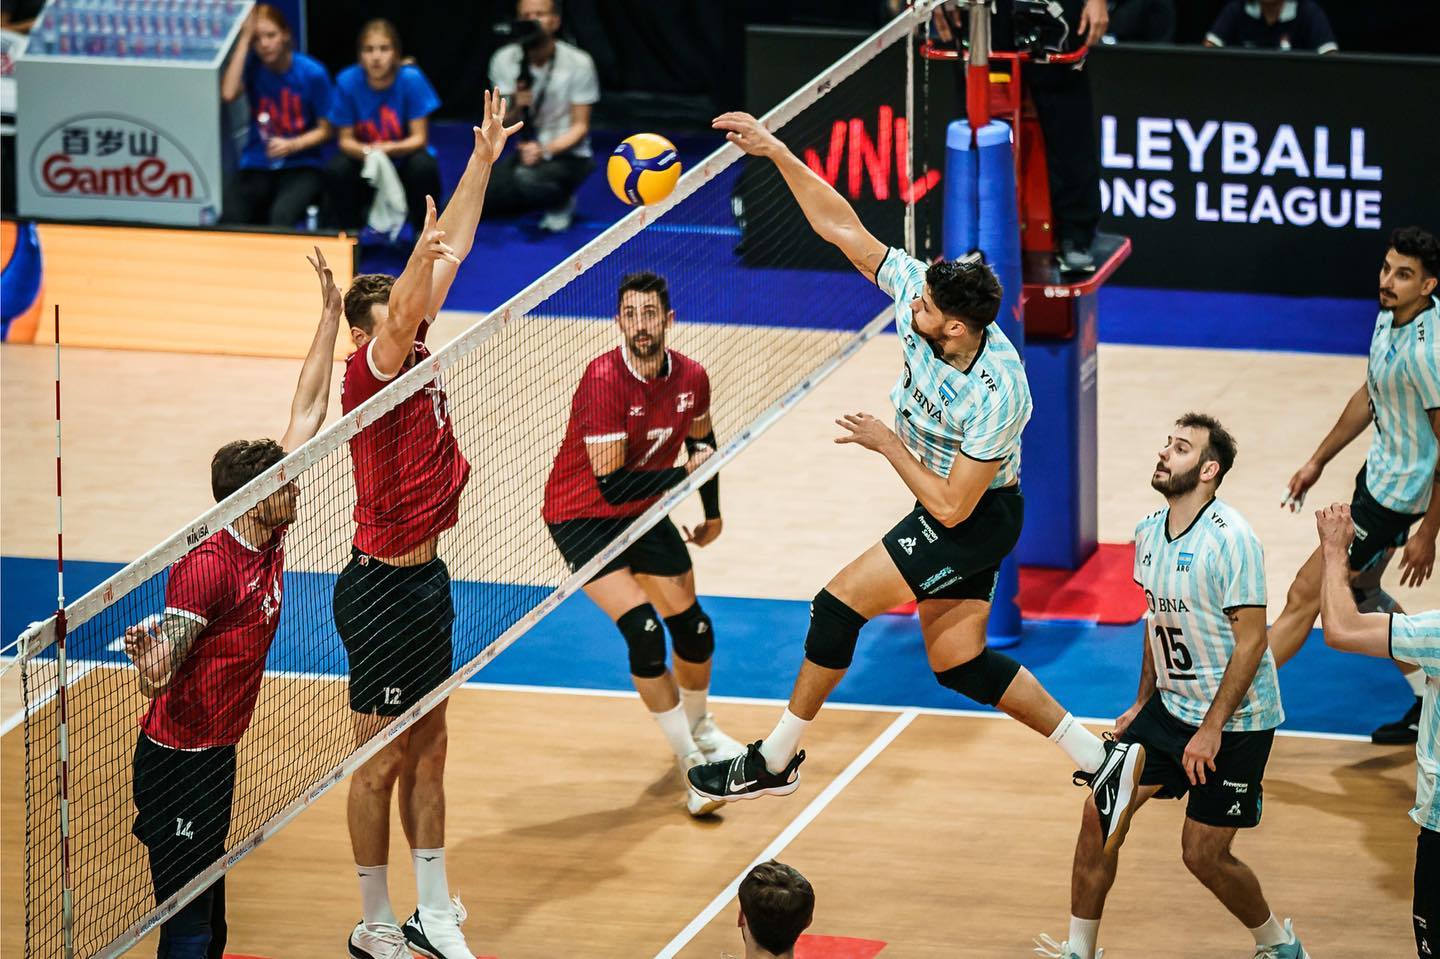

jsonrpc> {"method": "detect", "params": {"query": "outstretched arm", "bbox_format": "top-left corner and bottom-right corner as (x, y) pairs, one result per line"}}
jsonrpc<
(279, 248), (343, 451)
(369, 196), (461, 378)
(1284, 383), (1371, 510)
(834, 412), (998, 526)
(713, 111), (887, 281)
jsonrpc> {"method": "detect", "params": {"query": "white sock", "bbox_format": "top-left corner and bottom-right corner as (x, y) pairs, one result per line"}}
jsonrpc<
(653, 702), (700, 759)
(1049, 713), (1107, 774)
(1067, 916), (1100, 959)
(1406, 668), (1427, 697)
(680, 685), (709, 728)
(357, 863), (399, 926)
(413, 848), (451, 913)
(759, 709), (811, 774)
(1248, 913), (1288, 947)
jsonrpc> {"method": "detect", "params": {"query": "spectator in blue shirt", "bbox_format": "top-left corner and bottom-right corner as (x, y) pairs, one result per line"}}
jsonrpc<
(324, 19), (443, 234)
(1205, 1), (1338, 53)
(220, 4), (333, 228)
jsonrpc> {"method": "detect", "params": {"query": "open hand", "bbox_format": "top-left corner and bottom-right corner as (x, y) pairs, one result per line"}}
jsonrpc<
(1400, 530), (1437, 587)
(306, 246), (342, 317)
(415, 195), (460, 265)
(712, 111), (785, 159)
(123, 620), (164, 665)
(475, 87), (523, 164)
(834, 412), (896, 454)
(683, 518), (723, 548)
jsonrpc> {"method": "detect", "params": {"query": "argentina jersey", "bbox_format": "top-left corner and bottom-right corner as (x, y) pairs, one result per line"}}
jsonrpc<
(1390, 610), (1440, 831)
(875, 248), (1031, 486)
(1364, 296), (1440, 515)
(1132, 498), (1283, 732)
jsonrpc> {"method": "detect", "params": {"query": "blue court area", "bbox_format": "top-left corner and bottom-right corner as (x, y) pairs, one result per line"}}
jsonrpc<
(1, 555), (1409, 738)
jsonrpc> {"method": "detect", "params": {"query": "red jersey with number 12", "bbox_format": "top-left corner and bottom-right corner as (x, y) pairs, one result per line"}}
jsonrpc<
(342, 328), (470, 557)
(543, 347), (710, 523)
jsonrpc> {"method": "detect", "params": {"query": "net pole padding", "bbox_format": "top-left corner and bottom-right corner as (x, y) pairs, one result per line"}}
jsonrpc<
(905, 14), (917, 255)
(53, 304), (75, 959)
(92, 301), (896, 959)
(13, 0), (946, 668)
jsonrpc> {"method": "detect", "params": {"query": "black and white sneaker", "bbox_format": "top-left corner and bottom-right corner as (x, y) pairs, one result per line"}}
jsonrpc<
(687, 740), (805, 803)
(1371, 696), (1422, 745)
(403, 896), (474, 959)
(1074, 739), (1146, 855)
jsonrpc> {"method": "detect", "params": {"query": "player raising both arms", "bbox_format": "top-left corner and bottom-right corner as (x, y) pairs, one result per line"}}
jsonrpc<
(336, 91), (518, 959)
(542, 271), (744, 818)
(123, 249), (342, 959)
(687, 111), (1138, 848)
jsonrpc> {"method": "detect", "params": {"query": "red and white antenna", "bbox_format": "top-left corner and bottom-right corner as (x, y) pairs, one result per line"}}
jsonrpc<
(52, 304), (75, 958)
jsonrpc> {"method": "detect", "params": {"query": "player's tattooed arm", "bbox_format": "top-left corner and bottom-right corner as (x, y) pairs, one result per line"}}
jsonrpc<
(124, 614), (205, 698)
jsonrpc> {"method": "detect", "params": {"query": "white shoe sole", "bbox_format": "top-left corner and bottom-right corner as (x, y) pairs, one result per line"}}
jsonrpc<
(687, 791), (723, 817)
(1102, 744), (1146, 855)
(692, 778), (800, 803)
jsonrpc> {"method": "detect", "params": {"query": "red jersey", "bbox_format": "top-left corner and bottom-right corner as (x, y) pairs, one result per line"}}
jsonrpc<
(142, 526), (286, 750)
(543, 348), (710, 523)
(342, 332), (470, 557)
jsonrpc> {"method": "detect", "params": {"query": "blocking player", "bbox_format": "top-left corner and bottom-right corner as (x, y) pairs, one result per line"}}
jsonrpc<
(1316, 502), (1439, 958)
(1270, 226), (1440, 745)
(688, 111), (1138, 844)
(542, 271), (745, 818)
(1035, 414), (1307, 959)
(336, 91), (517, 959)
(124, 249), (342, 958)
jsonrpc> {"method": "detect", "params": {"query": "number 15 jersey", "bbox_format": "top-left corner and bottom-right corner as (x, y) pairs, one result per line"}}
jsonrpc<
(1132, 497), (1283, 732)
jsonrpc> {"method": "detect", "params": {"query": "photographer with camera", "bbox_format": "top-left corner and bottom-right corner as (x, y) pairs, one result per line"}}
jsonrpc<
(485, 0), (598, 233)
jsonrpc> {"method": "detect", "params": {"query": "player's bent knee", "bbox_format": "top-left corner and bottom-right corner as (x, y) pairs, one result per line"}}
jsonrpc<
(618, 604), (668, 678)
(804, 588), (869, 670)
(933, 648), (1022, 706)
(665, 603), (714, 664)
(1351, 573), (1399, 614)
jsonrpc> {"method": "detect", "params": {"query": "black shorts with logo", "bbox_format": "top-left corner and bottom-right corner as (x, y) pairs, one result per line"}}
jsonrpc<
(1118, 692), (1275, 829)
(547, 515), (692, 581)
(1417, 828), (1440, 959)
(881, 486), (1023, 602)
(132, 733), (236, 902)
(1350, 466), (1424, 573)
(334, 549), (455, 716)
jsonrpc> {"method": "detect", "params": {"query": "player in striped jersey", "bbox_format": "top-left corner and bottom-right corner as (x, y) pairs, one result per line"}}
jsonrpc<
(122, 249), (342, 959)
(1038, 414), (1307, 959)
(1271, 226), (1440, 745)
(1317, 501), (1439, 958)
(689, 111), (1132, 841)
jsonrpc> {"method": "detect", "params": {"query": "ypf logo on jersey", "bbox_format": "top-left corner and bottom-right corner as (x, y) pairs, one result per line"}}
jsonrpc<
(32, 115), (211, 205)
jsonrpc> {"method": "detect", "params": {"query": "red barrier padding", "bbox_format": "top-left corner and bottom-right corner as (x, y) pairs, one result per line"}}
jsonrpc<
(1018, 542), (1146, 625)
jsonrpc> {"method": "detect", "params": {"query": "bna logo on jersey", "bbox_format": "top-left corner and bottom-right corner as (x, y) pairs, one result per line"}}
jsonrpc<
(1176, 551), (1195, 573)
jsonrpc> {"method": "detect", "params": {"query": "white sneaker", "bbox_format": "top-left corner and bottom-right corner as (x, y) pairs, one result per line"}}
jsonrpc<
(691, 713), (746, 762)
(348, 920), (409, 959)
(1033, 933), (1102, 959)
(538, 197), (576, 233)
(681, 749), (722, 817)
(403, 896), (475, 959)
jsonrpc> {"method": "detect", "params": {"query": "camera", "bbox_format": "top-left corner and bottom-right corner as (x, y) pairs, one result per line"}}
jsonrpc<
(1010, 0), (1071, 59)
(493, 18), (547, 52)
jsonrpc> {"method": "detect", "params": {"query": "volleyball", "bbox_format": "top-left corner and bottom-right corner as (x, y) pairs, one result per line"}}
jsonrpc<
(607, 133), (682, 206)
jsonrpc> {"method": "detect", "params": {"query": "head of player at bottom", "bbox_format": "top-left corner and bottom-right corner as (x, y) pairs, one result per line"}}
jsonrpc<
(1151, 412), (1238, 503)
(736, 860), (814, 959)
(616, 270), (674, 371)
(1379, 224), (1439, 320)
(212, 438), (298, 532)
(908, 252), (1003, 363)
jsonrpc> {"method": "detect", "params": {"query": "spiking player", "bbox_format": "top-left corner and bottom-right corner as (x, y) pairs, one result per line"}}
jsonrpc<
(1036, 414), (1307, 959)
(542, 271), (745, 818)
(688, 111), (1139, 845)
(335, 91), (518, 959)
(123, 249), (341, 959)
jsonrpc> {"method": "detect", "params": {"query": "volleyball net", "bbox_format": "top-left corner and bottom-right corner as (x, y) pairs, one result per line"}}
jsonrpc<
(13, 6), (940, 955)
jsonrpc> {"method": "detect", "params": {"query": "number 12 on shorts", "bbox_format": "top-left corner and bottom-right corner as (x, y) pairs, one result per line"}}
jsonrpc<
(383, 686), (402, 705)
(1155, 625), (1197, 681)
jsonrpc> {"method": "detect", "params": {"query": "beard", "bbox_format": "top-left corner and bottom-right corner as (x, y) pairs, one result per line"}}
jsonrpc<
(1150, 461), (1202, 497)
(917, 326), (947, 359)
(627, 333), (662, 359)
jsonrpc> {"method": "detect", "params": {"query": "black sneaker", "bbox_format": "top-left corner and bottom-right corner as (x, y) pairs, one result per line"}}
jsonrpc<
(687, 740), (805, 802)
(1372, 697), (1422, 745)
(1076, 739), (1146, 855)
(401, 897), (472, 959)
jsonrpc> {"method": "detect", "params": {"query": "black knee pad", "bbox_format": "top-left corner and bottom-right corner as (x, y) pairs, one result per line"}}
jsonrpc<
(935, 648), (1022, 706)
(665, 603), (714, 664)
(617, 604), (667, 678)
(804, 589), (869, 670)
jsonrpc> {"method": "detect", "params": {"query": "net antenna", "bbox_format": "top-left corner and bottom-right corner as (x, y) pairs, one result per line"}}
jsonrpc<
(52, 304), (76, 959)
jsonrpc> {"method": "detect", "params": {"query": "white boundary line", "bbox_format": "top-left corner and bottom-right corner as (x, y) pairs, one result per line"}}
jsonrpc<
(652, 709), (919, 959)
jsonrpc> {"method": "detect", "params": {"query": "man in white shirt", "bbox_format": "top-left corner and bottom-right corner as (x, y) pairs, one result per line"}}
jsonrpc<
(486, 0), (599, 232)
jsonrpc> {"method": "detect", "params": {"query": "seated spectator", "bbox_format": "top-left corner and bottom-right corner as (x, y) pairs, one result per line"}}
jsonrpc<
(219, 5), (333, 228)
(1205, 0), (1338, 53)
(324, 19), (443, 235)
(737, 860), (814, 959)
(486, 0), (599, 232)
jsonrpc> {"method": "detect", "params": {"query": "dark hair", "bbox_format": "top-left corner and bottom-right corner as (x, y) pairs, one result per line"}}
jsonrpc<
(253, 3), (291, 36)
(358, 18), (402, 57)
(343, 273), (395, 333)
(1176, 412), (1237, 487)
(617, 271), (670, 314)
(925, 254), (1003, 329)
(738, 860), (814, 955)
(518, 0), (562, 14)
(211, 439), (285, 502)
(1391, 225), (1440, 280)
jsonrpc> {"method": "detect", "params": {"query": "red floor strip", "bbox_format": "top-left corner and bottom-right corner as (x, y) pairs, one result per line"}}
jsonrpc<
(1018, 542), (1146, 625)
(796, 934), (888, 958)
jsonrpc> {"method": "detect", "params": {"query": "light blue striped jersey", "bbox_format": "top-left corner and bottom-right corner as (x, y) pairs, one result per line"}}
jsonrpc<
(1132, 498), (1283, 732)
(1390, 610), (1440, 831)
(1364, 296), (1440, 515)
(875, 248), (1031, 486)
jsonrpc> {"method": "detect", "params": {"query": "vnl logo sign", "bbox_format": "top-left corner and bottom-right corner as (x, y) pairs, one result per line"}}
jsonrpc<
(1097, 117), (1383, 230)
(31, 113), (211, 204)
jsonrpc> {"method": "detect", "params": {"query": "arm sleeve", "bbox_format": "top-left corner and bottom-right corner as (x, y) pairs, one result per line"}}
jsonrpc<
(1411, 334), (1440, 411)
(164, 550), (229, 625)
(489, 46), (520, 96)
(402, 66), (442, 122)
(1220, 529), (1268, 610)
(960, 387), (1027, 463)
(1307, 5), (1339, 53)
(875, 247), (926, 304)
(1132, 523), (1147, 585)
(570, 49), (600, 106)
(576, 368), (628, 447)
(1392, 610), (1440, 677)
(1205, 4), (1239, 45)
